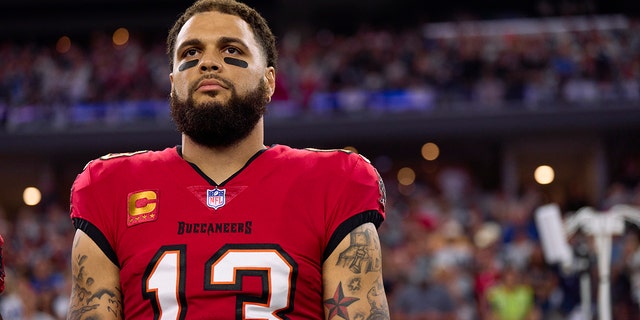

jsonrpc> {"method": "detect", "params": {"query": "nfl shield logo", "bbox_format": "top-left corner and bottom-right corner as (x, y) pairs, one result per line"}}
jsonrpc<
(207, 188), (226, 210)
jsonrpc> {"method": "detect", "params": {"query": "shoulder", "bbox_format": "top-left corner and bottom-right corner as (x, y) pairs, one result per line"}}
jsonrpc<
(269, 144), (373, 172)
(268, 145), (385, 207)
(86, 147), (175, 169)
(77, 147), (177, 185)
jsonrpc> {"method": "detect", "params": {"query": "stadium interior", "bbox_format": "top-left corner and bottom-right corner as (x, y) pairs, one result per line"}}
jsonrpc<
(1, 0), (640, 319)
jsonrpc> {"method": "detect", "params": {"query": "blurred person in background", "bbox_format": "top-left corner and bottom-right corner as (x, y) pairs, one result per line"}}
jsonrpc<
(392, 267), (457, 320)
(484, 265), (539, 320)
(66, 0), (388, 319)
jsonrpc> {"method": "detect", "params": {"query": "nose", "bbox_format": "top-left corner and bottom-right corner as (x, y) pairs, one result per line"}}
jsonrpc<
(199, 56), (222, 72)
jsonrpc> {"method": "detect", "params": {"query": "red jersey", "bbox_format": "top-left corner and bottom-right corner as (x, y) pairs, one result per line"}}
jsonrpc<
(0, 234), (4, 293)
(70, 145), (386, 319)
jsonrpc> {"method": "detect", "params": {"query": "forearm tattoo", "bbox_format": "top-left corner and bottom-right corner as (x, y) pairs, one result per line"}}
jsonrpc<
(68, 238), (123, 320)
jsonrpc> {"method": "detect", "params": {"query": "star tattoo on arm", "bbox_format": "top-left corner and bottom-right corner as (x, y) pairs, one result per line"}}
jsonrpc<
(324, 282), (360, 320)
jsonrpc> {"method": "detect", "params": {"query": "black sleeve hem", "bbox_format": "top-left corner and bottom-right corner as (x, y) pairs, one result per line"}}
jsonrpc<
(322, 210), (384, 262)
(72, 217), (120, 268)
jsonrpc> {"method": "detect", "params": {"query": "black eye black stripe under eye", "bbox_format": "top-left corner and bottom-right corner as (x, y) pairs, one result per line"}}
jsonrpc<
(178, 57), (249, 71)
(178, 59), (199, 71)
(224, 57), (248, 68)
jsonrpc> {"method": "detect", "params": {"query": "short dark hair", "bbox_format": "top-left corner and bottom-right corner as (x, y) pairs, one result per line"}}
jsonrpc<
(166, 0), (277, 71)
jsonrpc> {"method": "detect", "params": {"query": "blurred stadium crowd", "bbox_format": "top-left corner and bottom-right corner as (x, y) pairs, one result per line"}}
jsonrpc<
(1, 15), (639, 129)
(1, 12), (640, 320)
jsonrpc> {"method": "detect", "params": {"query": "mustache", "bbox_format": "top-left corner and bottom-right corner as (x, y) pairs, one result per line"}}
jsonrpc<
(189, 74), (234, 93)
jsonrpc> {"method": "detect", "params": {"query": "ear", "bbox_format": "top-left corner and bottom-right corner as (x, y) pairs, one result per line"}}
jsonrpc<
(169, 72), (174, 93)
(265, 67), (276, 97)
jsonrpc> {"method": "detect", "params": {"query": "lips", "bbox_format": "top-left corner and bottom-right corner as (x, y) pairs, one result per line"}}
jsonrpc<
(197, 79), (227, 91)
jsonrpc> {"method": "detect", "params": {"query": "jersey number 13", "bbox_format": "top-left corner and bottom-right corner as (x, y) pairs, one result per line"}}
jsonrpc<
(143, 244), (298, 320)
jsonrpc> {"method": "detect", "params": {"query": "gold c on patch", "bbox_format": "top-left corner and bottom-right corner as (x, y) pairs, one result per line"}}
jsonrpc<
(127, 190), (159, 226)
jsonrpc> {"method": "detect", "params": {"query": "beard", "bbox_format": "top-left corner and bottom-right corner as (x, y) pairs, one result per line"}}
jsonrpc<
(170, 77), (269, 148)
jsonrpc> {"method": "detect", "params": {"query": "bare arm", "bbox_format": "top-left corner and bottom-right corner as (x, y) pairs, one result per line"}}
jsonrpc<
(322, 222), (390, 320)
(67, 229), (123, 320)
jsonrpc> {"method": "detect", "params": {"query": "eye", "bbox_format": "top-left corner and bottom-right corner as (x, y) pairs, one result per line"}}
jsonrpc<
(183, 48), (199, 58)
(224, 47), (242, 55)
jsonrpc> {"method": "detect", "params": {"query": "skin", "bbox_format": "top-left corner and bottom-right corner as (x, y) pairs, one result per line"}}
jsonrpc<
(67, 11), (389, 320)
(323, 223), (390, 320)
(68, 230), (123, 320)
(170, 11), (275, 183)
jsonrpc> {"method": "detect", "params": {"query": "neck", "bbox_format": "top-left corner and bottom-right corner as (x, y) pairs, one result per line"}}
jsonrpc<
(181, 119), (265, 183)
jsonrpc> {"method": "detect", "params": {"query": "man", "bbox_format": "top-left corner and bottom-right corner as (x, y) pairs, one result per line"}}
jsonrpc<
(67, 0), (389, 319)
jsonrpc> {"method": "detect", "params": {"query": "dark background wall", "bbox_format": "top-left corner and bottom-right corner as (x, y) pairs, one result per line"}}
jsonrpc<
(2, 0), (638, 40)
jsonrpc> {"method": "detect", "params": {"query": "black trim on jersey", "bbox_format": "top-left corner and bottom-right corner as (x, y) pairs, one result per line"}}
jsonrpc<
(187, 163), (218, 186)
(143, 245), (188, 320)
(176, 145), (267, 186)
(205, 243), (298, 319)
(72, 217), (120, 268)
(322, 210), (384, 262)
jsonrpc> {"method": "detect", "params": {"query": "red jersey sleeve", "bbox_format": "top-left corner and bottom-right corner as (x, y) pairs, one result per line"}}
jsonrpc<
(70, 158), (122, 267)
(0, 234), (5, 293)
(322, 151), (386, 261)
